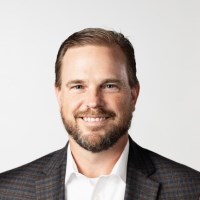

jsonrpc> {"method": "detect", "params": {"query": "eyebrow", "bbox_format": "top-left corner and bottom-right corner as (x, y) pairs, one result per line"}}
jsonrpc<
(101, 79), (123, 85)
(65, 80), (85, 87)
(65, 78), (124, 87)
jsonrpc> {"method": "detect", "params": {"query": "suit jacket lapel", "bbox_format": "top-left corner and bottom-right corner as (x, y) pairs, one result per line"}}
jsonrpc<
(125, 137), (160, 200)
(35, 145), (67, 200)
(35, 138), (160, 200)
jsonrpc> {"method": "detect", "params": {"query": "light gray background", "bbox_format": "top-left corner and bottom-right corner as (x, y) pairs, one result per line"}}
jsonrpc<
(0, 0), (199, 173)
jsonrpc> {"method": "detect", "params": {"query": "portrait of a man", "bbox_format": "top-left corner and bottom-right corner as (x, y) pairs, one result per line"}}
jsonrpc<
(0, 28), (199, 199)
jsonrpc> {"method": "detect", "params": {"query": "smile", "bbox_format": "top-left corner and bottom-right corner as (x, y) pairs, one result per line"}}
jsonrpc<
(82, 117), (107, 122)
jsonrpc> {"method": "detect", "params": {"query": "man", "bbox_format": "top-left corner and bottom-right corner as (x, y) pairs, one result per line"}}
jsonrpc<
(0, 28), (199, 200)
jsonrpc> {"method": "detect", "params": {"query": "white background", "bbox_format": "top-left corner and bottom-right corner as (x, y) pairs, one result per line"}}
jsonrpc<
(0, 0), (199, 173)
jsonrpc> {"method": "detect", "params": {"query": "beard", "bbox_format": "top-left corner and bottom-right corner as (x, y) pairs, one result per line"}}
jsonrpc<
(61, 107), (132, 153)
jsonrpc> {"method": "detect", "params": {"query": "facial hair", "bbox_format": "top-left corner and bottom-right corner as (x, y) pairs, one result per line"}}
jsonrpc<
(61, 107), (132, 153)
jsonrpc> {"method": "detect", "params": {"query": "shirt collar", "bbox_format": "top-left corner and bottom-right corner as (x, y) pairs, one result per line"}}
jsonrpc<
(65, 143), (79, 183)
(65, 139), (130, 184)
(110, 140), (129, 182)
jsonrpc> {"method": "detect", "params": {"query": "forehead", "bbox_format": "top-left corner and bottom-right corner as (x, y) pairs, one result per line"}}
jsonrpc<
(61, 45), (128, 81)
(63, 44), (126, 62)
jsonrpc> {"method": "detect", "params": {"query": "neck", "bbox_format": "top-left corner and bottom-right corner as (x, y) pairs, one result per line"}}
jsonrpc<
(69, 134), (128, 178)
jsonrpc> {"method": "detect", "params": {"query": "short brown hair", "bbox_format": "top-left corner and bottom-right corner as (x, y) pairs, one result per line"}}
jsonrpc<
(55, 28), (139, 88)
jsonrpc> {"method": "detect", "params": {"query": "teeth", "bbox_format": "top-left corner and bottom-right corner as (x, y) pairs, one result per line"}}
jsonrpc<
(83, 117), (106, 122)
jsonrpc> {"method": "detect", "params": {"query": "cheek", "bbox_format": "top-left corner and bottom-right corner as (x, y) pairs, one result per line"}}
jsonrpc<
(106, 95), (126, 112)
(114, 94), (134, 112)
(61, 95), (83, 114)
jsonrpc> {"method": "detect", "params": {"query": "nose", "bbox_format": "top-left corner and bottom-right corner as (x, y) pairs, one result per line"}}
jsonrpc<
(84, 88), (104, 109)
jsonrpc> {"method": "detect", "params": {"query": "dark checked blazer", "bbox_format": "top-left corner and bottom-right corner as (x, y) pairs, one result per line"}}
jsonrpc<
(0, 137), (200, 200)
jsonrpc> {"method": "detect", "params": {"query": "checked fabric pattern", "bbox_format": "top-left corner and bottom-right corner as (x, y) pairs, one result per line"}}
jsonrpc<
(0, 137), (199, 199)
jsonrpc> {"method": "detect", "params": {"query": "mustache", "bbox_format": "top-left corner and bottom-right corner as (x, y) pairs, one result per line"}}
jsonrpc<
(74, 108), (116, 118)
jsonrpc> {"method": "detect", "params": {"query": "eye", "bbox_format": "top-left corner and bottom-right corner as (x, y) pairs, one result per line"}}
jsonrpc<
(105, 84), (116, 88)
(71, 85), (83, 90)
(102, 83), (119, 91)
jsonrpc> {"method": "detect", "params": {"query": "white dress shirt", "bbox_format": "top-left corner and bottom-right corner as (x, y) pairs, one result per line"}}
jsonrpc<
(65, 140), (129, 200)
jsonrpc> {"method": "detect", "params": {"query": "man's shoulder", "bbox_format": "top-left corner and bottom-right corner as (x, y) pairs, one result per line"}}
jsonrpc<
(130, 139), (199, 176)
(130, 139), (200, 178)
(144, 146), (200, 195)
(129, 139), (200, 197)
(0, 146), (66, 198)
(146, 147), (200, 178)
(0, 146), (66, 179)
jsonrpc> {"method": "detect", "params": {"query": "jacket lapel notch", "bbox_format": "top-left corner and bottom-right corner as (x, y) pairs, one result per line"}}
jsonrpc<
(35, 145), (67, 200)
(125, 169), (160, 200)
(125, 137), (160, 200)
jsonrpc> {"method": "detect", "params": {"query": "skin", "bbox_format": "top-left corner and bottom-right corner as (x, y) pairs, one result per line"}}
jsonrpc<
(55, 45), (139, 177)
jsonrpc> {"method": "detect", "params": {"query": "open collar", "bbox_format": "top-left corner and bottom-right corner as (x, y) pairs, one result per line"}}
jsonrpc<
(35, 137), (160, 200)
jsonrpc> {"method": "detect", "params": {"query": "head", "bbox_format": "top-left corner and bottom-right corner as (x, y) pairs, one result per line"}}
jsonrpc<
(55, 28), (139, 153)
(55, 28), (139, 89)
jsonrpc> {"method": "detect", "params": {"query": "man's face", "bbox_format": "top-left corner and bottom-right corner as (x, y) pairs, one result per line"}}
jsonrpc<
(55, 45), (139, 152)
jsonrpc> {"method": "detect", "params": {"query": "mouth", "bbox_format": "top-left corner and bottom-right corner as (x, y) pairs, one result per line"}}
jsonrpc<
(76, 115), (112, 124)
(78, 117), (110, 130)
(75, 109), (115, 125)
(82, 117), (108, 122)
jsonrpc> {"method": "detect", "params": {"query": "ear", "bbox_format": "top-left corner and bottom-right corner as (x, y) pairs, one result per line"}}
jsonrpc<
(54, 86), (62, 108)
(130, 83), (140, 111)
